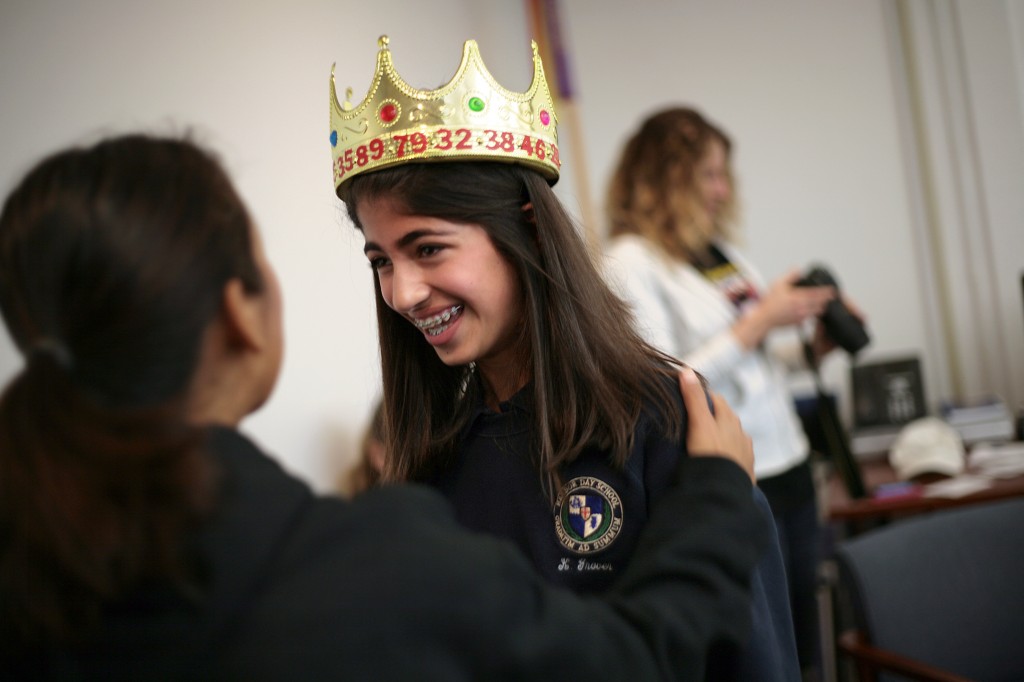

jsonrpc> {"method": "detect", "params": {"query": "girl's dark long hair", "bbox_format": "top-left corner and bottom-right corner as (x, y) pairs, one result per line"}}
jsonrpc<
(345, 162), (682, 495)
(0, 135), (262, 645)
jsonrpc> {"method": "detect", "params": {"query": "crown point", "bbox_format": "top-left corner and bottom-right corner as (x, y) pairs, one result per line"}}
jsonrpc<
(378, 35), (390, 50)
(343, 87), (354, 112)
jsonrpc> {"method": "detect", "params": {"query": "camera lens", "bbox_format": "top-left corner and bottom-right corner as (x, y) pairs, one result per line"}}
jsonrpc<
(796, 265), (869, 354)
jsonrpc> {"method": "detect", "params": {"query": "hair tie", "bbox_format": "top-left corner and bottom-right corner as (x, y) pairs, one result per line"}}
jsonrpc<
(29, 337), (74, 371)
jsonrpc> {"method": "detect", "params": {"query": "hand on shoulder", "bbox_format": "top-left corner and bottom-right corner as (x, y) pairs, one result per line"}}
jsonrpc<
(678, 367), (754, 481)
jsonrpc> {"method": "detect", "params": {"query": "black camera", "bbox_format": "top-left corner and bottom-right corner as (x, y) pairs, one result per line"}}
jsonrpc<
(795, 265), (870, 355)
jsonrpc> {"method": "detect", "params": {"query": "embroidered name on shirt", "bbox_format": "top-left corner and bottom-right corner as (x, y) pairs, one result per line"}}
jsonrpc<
(553, 477), (624, 554)
(557, 558), (614, 572)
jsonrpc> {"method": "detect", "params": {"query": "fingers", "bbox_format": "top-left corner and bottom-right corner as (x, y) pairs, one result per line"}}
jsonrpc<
(763, 274), (835, 327)
(679, 367), (756, 482)
(795, 286), (834, 319)
(681, 368), (721, 457)
(678, 366), (712, 427)
(780, 269), (803, 285)
(712, 398), (755, 482)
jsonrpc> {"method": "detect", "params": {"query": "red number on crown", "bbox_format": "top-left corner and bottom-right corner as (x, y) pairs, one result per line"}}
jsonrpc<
(435, 129), (453, 150)
(410, 132), (428, 154)
(369, 138), (384, 160)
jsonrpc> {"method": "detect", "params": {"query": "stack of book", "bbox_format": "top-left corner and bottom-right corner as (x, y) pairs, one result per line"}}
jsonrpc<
(850, 425), (904, 458)
(939, 395), (1016, 445)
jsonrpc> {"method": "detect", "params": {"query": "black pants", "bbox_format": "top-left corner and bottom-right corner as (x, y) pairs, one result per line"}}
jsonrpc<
(758, 458), (822, 679)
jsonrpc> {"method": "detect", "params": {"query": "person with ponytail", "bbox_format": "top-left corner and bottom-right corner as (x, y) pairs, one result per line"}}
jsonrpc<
(0, 133), (766, 679)
(0, 134), (276, 651)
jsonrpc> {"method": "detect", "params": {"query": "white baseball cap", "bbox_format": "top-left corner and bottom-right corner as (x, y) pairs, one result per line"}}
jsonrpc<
(888, 417), (966, 481)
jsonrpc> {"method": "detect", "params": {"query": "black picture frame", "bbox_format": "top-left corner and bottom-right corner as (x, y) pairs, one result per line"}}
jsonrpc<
(851, 357), (927, 430)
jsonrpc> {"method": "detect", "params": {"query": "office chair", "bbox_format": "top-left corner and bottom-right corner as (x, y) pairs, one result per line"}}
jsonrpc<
(834, 497), (1024, 681)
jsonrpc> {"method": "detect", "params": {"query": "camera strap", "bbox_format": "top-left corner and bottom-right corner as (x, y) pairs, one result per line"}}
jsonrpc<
(801, 339), (867, 499)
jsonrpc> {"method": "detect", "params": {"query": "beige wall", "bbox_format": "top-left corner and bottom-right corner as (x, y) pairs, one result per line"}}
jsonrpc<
(890, 0), (1024, 409)
(1, 0), (1021, 490)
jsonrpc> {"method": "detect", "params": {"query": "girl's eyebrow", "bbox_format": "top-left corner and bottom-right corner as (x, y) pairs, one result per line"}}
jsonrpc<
(363, 228), (452, 254)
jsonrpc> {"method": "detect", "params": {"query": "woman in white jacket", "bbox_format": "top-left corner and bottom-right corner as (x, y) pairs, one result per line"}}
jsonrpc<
(604, 106), (842, 681)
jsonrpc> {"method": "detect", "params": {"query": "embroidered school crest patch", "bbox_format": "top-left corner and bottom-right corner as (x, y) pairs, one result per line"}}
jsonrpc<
(553, 477), (624, 554)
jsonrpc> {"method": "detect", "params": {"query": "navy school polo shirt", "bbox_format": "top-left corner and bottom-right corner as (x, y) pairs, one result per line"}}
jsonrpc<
(425, 381), (801, 680)
(426, 385), (678, 593)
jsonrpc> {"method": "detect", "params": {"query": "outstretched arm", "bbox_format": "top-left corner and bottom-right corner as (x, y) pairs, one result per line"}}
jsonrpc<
(212, 400), (766, 681)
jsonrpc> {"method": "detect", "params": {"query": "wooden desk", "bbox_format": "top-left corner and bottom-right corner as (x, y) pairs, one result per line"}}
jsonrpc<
(826, 458), (1024, 524)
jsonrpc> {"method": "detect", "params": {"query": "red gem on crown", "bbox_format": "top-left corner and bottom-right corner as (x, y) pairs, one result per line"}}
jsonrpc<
(539, 110), (551, 126)
(380, 103), (398, 123)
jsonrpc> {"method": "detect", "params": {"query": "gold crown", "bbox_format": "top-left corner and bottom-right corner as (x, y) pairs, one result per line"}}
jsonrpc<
(330, 35), (560, 199)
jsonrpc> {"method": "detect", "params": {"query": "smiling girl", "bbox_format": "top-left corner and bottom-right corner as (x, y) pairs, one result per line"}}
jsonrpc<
(331, 37), (797, 678)
(350, 162), (688, 554)
(360, 198), (527, 401)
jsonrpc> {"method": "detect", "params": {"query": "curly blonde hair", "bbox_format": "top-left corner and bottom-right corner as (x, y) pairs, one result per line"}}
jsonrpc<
(607, 107), (738, 262)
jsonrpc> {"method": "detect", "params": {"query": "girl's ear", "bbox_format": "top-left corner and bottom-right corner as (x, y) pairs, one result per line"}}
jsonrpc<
(521, 202), (541, 250)
(221, 279), (265, 351)
(521, 202), (536, 225)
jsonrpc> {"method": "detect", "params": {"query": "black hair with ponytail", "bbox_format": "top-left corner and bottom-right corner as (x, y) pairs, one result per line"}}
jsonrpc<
(0, 134), (262, 646)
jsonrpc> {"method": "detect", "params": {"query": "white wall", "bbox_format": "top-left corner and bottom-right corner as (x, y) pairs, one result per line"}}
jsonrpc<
(1, 0), (1020, 491)
(0, 0), (490, 491)
(892, 0), (1024, 410)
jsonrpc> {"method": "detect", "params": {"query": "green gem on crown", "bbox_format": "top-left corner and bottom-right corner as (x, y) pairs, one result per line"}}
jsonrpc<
(468, 97), (485, 112)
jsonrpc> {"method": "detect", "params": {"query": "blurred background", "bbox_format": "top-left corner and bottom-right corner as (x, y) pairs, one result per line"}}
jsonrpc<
(1, 0), (1021, 492)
